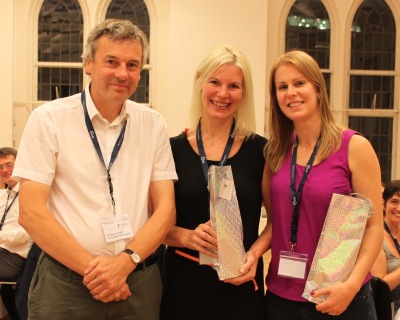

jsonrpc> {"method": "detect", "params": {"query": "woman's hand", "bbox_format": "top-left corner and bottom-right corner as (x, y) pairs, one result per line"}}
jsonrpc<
(313, 282), (359, 316)
(185, 221), (218, 257)
(224, 250), (259, 286)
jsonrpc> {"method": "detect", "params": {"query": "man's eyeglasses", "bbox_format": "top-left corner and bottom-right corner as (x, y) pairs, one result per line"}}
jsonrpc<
(0, 163), (13, 171)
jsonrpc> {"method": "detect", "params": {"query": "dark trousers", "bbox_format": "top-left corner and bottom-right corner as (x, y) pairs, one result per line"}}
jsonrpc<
(15, 243), (41, 320)
(0, 248), (26, 320)
(0, 285), (19, 320)
(28, 253), (162, 320)
(266, 281), (378, 320)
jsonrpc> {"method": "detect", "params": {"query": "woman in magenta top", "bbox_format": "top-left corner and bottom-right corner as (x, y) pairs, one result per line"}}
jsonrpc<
(236, 50), (383, 319)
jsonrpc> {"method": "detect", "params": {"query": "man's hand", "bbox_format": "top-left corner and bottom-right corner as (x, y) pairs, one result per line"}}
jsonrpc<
(83, 255), (135, 302)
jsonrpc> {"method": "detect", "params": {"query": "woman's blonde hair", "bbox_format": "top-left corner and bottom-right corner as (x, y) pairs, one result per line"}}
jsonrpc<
(266, 50), (343, 172)
(187, 45), (256, 137)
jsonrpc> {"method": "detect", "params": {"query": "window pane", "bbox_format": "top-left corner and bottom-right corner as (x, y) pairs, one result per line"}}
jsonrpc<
(38, 68), (83, 100)
(106, 0), (150, 41)
(349, 75), (394, 109)
(351, 0), (396, 70)
(38, 0), (83, 63)
(348, 117), (392, 184)
(323, 73), (330, 98)
(286, 0), (330, 69)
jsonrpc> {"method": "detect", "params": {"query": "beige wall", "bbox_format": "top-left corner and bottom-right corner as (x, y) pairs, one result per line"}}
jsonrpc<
(158, 0), (268, 136)
(0, 0), (14, 148)
(1, 0), (399, 177)
(4, 0), (268, 147)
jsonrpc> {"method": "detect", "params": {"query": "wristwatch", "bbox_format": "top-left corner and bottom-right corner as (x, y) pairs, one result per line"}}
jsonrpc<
(122, 249), (141, 264)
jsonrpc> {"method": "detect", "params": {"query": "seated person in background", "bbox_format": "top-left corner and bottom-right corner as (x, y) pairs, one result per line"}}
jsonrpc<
(0, 147), (33, 320)
(371, 180), (400, 314)
(0, 148), (32, 278)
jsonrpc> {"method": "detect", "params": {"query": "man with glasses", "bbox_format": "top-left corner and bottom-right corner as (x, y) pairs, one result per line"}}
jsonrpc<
(0, 147), (32, 319)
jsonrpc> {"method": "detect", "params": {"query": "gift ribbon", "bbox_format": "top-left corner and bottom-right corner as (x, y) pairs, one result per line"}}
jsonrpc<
(175, 249), (259, 291)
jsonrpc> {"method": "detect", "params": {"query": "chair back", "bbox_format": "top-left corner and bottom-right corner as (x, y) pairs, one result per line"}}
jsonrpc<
(370, 276), (394, 320)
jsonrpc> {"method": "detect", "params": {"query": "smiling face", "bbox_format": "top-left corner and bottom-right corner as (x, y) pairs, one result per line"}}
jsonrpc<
(274, 63), (320, 123)
(385, 193), (400, 222)
(85, 35), (142, 111)
(0, 155), (16, 187)
(201, 63), (243, 122)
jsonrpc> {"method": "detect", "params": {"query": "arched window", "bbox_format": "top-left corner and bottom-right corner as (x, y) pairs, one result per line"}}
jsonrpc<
(37, 0), (84, 100)
(285, 0), (331, 95)
(106, 0), (150, 104)
(348, 0), (396, 184)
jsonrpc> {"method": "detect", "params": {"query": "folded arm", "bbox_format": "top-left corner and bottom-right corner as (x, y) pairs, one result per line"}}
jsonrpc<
(314, 134), (383, 316)
(18, 179), (94, 275)
(83, 179), (176, 302)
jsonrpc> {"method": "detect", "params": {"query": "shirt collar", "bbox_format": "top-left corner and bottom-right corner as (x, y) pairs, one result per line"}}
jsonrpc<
(84, 84), (130, 125)
(7, 182), (19, 196)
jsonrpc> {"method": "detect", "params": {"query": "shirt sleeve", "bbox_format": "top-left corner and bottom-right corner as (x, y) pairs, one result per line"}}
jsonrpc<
(0, 226), (31, 244)
(12, 107), (58, 185)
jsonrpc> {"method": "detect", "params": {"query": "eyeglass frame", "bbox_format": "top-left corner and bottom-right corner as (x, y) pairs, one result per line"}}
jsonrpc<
(0, 162), (14, 171)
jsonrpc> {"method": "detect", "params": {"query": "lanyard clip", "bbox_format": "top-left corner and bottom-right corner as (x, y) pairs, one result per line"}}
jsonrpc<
(290, 242), (296, 254)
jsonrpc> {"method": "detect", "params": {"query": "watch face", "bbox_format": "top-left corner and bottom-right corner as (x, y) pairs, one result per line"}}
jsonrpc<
(132, 252), (141, 264)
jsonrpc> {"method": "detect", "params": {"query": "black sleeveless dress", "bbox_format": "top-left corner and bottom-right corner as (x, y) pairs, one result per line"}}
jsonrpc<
(160, 133), (267, 320)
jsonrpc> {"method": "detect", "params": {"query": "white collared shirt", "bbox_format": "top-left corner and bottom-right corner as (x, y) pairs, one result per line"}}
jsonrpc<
(13, 85), (177, 256)
(0, 183), (33, 258)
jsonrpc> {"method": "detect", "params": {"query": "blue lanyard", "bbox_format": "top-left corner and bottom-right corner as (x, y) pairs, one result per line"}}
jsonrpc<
(0, 190), (18, 231)
(81, 91), (127, 215)
(196, 119), (236, 189)
(289, 136), (320, 248)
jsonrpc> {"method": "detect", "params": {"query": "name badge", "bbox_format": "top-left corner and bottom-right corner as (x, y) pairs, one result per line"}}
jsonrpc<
(278, 251), (308, 279)
(100, 214), (134, 243)
(219, 178), (234, 200)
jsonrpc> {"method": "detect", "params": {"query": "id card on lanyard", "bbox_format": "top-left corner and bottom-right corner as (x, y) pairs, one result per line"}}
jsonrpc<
(196, 119), (235, 265)
(0, 190), (19, 231)
(81, 90), (133, 242)
(277, 136), (319, 280)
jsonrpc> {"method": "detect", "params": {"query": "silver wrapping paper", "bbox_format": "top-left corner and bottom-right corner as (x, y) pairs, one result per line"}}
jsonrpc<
(208, 165), (247, 280)
(302, 193), (373, 303)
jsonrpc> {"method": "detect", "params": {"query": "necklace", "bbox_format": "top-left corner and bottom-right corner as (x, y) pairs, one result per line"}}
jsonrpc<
(297, 144), (306, 151)
(202, 133), (228, 146)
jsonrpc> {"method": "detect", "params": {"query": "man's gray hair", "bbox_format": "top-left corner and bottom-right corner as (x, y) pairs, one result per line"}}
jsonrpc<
(0, 147), (17, 158)
(82, 19), (149, 69)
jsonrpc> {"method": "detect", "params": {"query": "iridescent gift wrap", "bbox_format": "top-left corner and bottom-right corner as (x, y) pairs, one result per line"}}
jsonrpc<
(302, 193), (373, 303)
(208, 165), (247, 280)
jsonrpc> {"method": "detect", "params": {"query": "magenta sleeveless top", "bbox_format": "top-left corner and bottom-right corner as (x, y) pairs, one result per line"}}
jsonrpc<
(266, 129), (370, 301)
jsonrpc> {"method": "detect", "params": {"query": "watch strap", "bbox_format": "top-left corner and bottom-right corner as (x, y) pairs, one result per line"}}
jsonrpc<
(122, 248), (141, 264)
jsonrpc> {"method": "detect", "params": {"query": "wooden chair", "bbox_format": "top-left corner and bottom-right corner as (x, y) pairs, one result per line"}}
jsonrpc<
(0, 279), (16, 285)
